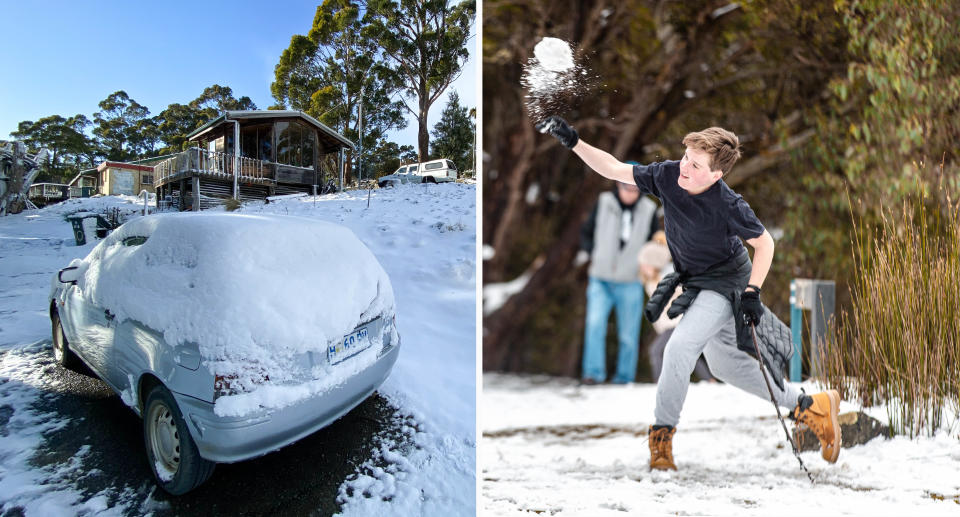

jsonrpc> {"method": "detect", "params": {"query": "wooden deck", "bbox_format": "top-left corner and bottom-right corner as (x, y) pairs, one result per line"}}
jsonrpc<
(153, 148), (274, 188)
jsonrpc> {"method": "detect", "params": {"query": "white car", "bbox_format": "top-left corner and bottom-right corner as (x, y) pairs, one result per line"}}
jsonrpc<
(378, 159), (459, 187)
(49, 213), (400, 494)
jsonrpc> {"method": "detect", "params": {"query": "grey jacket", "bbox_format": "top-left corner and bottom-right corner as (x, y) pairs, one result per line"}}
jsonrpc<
(582, 191), (657, 282)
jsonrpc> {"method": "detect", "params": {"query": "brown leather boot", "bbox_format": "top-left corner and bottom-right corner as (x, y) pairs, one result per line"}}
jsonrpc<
(648, 425), (677, 471)
(793, 390), (842, 463)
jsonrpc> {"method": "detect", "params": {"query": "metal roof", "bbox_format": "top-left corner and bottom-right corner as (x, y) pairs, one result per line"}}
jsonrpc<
(187, 110), (355, 150)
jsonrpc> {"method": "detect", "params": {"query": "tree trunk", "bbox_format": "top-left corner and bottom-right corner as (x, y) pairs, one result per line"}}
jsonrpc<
(418, 111), (430, 162)
(418, 77), (430, 161)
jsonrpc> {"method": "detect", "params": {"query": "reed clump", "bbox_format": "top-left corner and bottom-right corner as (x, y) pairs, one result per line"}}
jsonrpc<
(821, 187), (960, 438)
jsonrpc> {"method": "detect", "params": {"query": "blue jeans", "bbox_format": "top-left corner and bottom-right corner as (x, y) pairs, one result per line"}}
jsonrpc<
(582, 277), (644, 383)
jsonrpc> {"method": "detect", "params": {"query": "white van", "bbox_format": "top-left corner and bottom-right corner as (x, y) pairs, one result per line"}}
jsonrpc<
(378, 159), (458, 187)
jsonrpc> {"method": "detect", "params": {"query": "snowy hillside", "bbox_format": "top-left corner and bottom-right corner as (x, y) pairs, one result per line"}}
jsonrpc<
(482, 373), (960, 516)
(0, 184), (476, 516)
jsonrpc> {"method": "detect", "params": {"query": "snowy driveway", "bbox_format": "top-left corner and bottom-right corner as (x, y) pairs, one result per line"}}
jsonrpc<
(0, 184), (476, 515)
(1, 343), (411, 515)
(482, 373), (960, 516)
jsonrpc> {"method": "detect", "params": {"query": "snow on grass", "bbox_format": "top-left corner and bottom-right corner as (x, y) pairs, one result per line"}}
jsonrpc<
(482, 373), (960, 516)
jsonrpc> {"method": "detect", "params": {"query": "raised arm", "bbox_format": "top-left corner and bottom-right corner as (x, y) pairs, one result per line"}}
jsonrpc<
(570, 140), (636, 184)
(537, 116), (635, 184)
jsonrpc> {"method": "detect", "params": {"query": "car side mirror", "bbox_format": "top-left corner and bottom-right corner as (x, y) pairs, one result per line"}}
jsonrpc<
(58, 266), (80, 285)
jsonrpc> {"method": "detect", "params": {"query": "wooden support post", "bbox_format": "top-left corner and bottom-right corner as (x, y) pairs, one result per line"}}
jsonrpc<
(192, 176), (201, 211)
(179, 179), (186, 211)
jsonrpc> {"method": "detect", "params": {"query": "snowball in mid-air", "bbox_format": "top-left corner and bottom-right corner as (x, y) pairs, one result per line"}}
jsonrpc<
(534, 37), (575, 72)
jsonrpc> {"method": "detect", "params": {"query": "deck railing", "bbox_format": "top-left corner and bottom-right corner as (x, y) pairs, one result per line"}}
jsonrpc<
(152, 148), (270, 185)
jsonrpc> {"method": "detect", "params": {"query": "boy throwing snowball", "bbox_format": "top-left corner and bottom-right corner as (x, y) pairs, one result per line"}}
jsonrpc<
(537, 116), (842, 471)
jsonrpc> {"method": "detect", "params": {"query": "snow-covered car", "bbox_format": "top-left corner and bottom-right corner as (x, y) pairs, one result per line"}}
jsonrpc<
(48, 213), (400, 495)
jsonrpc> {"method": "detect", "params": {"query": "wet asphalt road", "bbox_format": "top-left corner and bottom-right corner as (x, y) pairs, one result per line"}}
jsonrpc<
(6, 344), (413, 516)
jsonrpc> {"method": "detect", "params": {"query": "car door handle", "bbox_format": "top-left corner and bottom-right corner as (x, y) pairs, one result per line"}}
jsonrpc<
(104, 309), (115, 321)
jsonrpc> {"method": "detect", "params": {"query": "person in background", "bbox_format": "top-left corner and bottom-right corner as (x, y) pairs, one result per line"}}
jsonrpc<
(577, 175), (658, 384)
(638, 231), (714, 383)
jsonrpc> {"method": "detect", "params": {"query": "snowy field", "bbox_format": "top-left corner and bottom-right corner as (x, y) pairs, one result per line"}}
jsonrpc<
(482, 373), (960, 516)
(0, 184), (476, 515)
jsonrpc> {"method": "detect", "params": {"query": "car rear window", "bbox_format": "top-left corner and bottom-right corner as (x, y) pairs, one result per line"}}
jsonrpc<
(122, 236), (148, 247)
(424, 162), (443, 170)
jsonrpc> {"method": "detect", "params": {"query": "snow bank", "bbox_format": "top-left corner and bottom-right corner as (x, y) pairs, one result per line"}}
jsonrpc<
(72, 213), (394, 395)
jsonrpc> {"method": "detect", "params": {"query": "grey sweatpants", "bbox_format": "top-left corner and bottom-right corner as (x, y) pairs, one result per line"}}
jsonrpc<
(654, 289), (802, 427)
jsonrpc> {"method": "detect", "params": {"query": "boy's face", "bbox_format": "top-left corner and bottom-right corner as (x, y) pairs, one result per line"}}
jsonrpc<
(678, 147), (723, 194)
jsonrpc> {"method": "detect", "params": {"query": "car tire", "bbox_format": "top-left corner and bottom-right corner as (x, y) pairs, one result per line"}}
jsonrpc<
(143, 384), (216, 495)
(51, 310), (82, 371)
(423, 176), (437, 184)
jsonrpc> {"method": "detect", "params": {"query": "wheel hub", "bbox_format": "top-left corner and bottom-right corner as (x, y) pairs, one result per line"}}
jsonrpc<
(149, 403), (181, 477)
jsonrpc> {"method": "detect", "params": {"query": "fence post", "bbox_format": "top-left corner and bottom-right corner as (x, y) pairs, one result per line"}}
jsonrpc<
(789, 279), (836, 381)
(790, 280), (803, 382)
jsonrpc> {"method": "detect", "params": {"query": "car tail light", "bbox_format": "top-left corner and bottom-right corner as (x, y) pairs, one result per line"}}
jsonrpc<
(214, 374), (239, 400)
(214, 372), (270, 400)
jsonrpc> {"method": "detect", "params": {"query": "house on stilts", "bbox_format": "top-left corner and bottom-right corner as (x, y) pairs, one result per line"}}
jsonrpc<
(152, 110), (354, 211)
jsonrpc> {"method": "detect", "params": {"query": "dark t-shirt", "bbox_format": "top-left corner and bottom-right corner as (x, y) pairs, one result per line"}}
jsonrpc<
(632, 160), (765, 275)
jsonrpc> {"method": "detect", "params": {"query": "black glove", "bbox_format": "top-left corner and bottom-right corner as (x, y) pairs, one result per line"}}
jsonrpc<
(535, 116), (579, 149)
(741, 290), (763, 326)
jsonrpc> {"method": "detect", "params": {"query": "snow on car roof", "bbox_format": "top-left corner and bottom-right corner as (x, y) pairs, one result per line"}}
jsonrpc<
(72, 212), (394, 381)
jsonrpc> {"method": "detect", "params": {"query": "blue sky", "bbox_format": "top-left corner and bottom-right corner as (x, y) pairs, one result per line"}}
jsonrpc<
(0, 1), (476, 150)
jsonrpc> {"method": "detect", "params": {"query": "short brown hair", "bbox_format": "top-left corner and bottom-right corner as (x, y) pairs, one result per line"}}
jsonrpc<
(681, 127), (741, 175)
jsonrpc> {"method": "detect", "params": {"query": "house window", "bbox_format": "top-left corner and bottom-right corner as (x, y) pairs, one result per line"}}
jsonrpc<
(276, 121), (316, 168)
(242, 124), (274, 161)
(208, 137), (224, 154)
(142, 174), (154, 185)
(277, 122), (296, 166)
(302, 128), (315, 168)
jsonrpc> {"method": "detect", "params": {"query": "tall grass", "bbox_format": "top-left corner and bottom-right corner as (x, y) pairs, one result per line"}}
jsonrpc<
(821, 186), (960, 438)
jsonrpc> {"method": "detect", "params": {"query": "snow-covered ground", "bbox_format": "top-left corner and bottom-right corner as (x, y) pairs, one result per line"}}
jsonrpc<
(482, 373), (960, 516)
(0, 184), (476, 515)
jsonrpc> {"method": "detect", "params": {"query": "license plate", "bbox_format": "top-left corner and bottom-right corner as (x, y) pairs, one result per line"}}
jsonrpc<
(328, 326), (371, 364)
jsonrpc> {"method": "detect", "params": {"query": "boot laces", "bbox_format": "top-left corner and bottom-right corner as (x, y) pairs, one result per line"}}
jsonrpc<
(796, 407), (828, 441)
(650, 428), (674, 461)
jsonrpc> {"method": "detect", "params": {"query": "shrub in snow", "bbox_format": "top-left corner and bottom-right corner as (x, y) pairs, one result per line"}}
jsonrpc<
(823, 191), (960, 438)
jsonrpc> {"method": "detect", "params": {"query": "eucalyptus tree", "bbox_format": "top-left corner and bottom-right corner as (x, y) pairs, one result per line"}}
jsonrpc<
(93, 90), (151, 162)
(364, 0), (476, 161)
(190, 84), (257, 119)
(272, 0), (406, 178)
(154, 85), (257, 155)
(11, 114), (95, 181)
